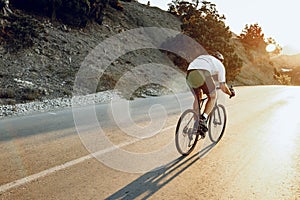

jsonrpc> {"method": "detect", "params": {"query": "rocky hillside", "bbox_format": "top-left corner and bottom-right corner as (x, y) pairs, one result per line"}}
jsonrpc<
(272, 54), (300, 68)
(0, 1), (184, 105)
(233, 46), (279, 86)
(0, 1), (281, 106)
(271, 54), (300, 85)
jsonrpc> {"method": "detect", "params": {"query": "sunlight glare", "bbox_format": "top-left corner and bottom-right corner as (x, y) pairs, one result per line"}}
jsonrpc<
(265, 89), (300, 161)
(266, 44), (276, 53)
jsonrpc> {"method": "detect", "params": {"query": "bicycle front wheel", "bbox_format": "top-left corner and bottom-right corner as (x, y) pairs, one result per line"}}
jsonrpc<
(208, 104), (227, 143)
(175, 109), (199, 156)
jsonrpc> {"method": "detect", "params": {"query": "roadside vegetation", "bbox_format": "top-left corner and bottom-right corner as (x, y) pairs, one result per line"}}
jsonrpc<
(168, 0), (242, 81)
(167, 0), (294, 85)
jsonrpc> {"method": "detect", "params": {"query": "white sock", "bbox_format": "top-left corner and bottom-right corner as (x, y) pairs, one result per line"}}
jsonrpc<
(202, 113), (208, 120)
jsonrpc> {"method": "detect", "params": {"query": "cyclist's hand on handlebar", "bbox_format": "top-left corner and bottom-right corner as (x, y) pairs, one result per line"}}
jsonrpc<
(229, 87), (235, 99)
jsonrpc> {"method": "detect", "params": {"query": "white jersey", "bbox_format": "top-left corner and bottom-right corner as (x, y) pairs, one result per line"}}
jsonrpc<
(187, 55), (226, 83)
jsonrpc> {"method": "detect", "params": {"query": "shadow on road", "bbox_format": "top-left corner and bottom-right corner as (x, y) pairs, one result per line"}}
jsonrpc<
(105, 143), (216, 200)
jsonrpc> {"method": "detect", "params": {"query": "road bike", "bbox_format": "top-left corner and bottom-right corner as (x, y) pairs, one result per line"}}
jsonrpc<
(175, 88), (227, 156)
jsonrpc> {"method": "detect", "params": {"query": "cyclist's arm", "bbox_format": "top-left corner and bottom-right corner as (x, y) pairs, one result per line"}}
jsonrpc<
(219, 82), (232, 96)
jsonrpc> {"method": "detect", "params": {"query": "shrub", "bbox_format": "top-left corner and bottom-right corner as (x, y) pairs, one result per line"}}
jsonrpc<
(0, 14), (42, 51)
(10, 0), (91, 26)
(20, 88), (40, 101)
(0, 88), (15, 98)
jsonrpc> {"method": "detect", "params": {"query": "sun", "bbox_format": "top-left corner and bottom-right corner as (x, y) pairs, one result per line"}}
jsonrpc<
(266, 43), (276, 52)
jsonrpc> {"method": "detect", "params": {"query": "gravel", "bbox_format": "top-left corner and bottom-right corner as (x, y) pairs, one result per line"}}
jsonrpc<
(0, 90), (121, 119)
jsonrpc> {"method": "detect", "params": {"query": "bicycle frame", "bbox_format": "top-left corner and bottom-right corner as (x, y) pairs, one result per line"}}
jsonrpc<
(211, 107), (223, 125)
(195, 94), (208, 118)
(195, 90), (223, 125)
(175, 87), (227, 155)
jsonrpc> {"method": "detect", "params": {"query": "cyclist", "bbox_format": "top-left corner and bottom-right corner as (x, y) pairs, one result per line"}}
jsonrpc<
(186, 51), (235, 136)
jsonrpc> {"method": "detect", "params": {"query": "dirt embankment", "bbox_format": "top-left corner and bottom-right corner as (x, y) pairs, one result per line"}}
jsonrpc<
(0, 1), (183, 105)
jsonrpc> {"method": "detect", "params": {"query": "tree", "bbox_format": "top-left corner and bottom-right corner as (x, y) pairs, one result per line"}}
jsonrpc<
(266, 37), (282, 55)
(168, 0), (243, 81)
(238, 23), (266, 52)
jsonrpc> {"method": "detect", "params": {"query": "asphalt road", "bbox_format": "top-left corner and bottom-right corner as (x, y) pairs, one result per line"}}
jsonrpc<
(0, 86), (300, 199)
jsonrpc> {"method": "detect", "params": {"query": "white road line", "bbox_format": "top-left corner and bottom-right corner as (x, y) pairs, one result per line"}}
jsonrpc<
(0, 125), (176, 193)
(48, 112), (57, 115)
(0, 154), (92, 194)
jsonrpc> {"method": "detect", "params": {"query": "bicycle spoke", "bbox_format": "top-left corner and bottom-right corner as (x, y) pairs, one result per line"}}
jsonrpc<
(208, 104), (227, 143)
(175, 109), (199, 155)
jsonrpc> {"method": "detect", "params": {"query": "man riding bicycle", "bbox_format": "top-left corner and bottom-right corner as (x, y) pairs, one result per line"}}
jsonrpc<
(186, 51), (235, 136)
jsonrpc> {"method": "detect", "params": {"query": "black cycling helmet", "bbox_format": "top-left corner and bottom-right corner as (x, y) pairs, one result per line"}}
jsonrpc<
(212, 51), (224, 62)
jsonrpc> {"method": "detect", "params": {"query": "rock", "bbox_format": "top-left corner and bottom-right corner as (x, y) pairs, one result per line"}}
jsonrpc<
(0, 1), (184, 119)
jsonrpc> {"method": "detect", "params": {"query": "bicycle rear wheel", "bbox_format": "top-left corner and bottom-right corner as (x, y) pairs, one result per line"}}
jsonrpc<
(175, 109), (199, 156)
(208, 104), (227, 143)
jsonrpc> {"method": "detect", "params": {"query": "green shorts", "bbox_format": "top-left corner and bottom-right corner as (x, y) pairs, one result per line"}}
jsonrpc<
(186, 69), (216, 96)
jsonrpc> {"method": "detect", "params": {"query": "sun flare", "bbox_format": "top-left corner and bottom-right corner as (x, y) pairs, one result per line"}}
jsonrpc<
(266, 44), (276, 52)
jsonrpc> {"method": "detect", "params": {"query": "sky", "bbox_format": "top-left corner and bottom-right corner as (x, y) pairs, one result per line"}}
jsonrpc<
(138, 0), (300, 55)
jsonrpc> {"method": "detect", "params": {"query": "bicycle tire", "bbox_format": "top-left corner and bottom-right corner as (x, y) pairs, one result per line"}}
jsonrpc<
(175, 109), (199, 156)
(208, 104), (227, 143)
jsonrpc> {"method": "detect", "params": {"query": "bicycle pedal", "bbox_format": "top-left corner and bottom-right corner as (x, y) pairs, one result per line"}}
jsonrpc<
(197, 134), (205, 140)
(197, 129), (206, 139)
(200, 126), (208, 133)
(200, 133), (206, 139)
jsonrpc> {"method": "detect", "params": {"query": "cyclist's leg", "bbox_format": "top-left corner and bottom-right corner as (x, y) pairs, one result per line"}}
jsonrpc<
(186, 70), (205, 114)
(201, 73), (217, 118)
(192, 88), (202, 114)
(196, 75), (215, 134)
(203, 91), (216, 116)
